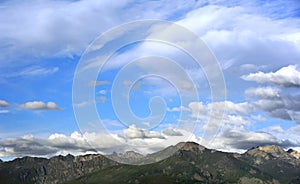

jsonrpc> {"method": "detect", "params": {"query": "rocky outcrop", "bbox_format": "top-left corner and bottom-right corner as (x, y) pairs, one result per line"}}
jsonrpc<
(240, 145), (300, 183)
(287, 149), (300, 159)
(242, 145), (300, 165)
(0, 154), (118, 184)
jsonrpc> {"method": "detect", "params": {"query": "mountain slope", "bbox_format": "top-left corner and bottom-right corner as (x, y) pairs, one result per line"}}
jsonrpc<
(0, 154), (118, 184)
(240, 145), (300, 183)
(1, 142), (299, 184)
(66, 142), (276, 184)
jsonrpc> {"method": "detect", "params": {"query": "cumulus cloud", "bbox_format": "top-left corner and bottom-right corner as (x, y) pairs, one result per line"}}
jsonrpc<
(162, 128), (183, 136)
(247, 92), (300, 123)
(0, 127), (299, 158)
(167, 106), (190, 112)
(211, 127), (299, 150)
(187, 100), (255, 137)
(0, 132), (95, 157)
(242, 65), (300, 87)
(0, 128), (197, 158)
(209, 101), (254, 115)
(188, 102), (206, 118)
(267, 125), (285, 133)
(123, 125), (165, 139)
(245, 87), (280, 99)
(1, 0), (300, 159)
(20, 101), (61, 110)
(242, 67), (300, 123)
(0, 100), (9, 107)
(189, 100), (254, 119)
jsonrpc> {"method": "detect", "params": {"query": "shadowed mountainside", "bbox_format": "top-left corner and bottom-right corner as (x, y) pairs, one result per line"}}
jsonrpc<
(0, 142), (300, 184)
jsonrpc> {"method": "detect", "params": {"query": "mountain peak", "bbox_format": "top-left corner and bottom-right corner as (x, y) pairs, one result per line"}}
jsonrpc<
(176, 141), (205, 152)
(287, 149), (300, 159)
(244, 144), (298, 166)
(246, 145), (287, 158)
(256, 145), (286, 155)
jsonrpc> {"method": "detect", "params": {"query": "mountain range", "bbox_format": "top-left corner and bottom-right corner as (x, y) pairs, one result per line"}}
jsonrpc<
(0, 142), (300, 184)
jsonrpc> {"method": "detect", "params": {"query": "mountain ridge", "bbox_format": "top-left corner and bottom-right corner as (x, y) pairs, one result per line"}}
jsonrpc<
(0, 142), (299, 183)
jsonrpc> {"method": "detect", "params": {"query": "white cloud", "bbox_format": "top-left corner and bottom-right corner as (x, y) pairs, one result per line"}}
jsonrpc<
(245, 87), (280, 98)
(188, 100), (254, 137)
(242, 65), (300, 87)
(0, 128), (197, 158)
(188, 102), (206, 118)
(189, 101), (254, 119)
(16, 66), (58, 77)
(1, 0), (300, 159)
(123, 125), (164, 139)
(208, 101), (254, 115)
(267, 125), (285, 133)
(0, 126), (299, 158)
(73, 101), (90, 108)
(224, 115), (251, 126)
(162, 128), (183, 136)
(209, 126), (298, 151)
(251, 114), (267, 122)
(20, 101), (61, 110)
(0, 100), (9, 107)
(141, 121), (151, 127)
(179, 3), (300, 72)
(240, 64), (268, 71)
(252, 96), (300, 123)
(0, 0), (204, 67)
(98, 90), (107, 95)
(253, 99), (284, 112)
(0, 110), (9, 114)
(167, 105), (190, 112)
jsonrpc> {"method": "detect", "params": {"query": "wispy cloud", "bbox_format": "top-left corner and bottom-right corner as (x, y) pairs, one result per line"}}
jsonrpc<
(0, 110), (9, 114)
(245, 87), (280, 99)
(89, 80), (110, 86)
(18, 66), (59, 77)
(0, 0), (202, 67)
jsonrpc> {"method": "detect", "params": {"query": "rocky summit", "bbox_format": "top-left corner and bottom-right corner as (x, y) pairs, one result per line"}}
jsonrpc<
(287, 149), (300, 159)
(0, 142), (299, 184)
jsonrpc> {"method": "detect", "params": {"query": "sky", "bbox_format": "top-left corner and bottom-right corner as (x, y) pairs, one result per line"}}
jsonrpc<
(0, 0), (300, 161)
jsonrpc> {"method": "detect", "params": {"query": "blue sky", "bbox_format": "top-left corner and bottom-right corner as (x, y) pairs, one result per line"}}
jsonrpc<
(0, 0), (300, 160)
